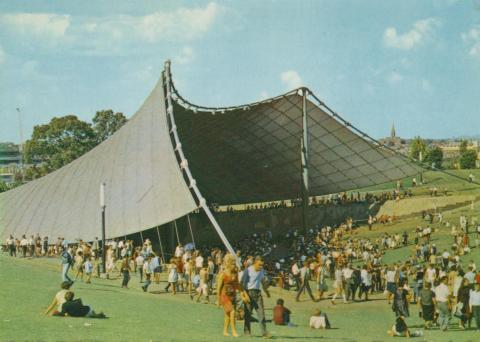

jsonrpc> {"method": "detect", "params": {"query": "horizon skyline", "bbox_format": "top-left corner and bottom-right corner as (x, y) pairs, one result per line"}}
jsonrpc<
(1, 1), (480, 143)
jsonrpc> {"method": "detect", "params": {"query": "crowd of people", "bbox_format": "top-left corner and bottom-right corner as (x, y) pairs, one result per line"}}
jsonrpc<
(3, 203), (480, 338)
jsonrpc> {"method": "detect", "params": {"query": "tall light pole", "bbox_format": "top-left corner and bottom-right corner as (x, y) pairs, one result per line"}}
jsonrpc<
(16, 108), (25, 182)
(100, 182), (107, 275)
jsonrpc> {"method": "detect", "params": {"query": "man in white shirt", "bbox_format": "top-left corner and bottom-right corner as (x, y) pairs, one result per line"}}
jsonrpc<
(295, 261), (317, 302)
(291, 262), (300, 291)
(20, 235), (28, 258)
(464, 267), (476, 284)
(195, 253), (204, 274)
(241, 256), (271, 338)
(435, 276), (451, 331)
(342, 265), (354, 302)
(469, 282), (480, 329)
(135, 254), (145, 283)
(6, 235), (16, 257)
(425, 264), (437, 287)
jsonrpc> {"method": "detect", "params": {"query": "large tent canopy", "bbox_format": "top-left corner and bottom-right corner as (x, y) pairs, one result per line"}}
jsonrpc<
(0, 61), (421, 243)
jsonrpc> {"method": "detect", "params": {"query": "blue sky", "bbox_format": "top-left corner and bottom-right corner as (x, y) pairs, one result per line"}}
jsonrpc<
(1, 0), (479, 143)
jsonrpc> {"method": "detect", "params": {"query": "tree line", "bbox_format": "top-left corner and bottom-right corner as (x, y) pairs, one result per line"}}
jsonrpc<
(3, 110), (127, 190)
(409, 136), (478, 169)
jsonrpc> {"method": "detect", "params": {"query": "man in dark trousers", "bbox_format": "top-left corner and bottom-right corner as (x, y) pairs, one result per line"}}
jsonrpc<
(241, 256), (272, 339)
(296, 260), (317, 302)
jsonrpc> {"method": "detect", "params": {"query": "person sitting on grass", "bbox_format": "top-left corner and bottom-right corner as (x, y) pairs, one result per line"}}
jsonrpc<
(309, 309), (331, 329)
(44, 281), (73, 316)
(273, 298), (293, 326)
(56, 291), (106, 318)
(387, 316), (422, 337)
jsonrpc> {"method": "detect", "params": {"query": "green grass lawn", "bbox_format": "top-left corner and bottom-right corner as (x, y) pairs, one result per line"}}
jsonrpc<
(1, 170), (480, 342)
(1, 242), (480, 341)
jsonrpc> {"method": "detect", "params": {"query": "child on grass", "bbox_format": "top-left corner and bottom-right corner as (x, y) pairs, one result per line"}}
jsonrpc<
(309, 309), (331, 329)
(273, 298), (293, 326)
(84, 257), (93, 284)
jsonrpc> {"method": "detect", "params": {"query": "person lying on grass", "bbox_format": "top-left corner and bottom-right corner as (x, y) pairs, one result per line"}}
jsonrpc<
(387, 316), (422, 337)
(54, 291), (106, 318)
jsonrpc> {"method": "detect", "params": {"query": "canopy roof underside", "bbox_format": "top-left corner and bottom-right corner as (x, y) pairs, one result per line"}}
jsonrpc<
(172, 91), (421, 205)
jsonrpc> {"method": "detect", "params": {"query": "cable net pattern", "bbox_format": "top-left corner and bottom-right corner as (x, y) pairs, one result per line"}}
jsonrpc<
(171, 90), (421, 205)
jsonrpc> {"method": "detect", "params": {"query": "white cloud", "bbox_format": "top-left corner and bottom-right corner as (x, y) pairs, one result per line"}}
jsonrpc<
(259, 91), (269, 100)
(80, 2), (220, 44)
(0, 13), (70, 40)
(462, 26), (480, 60)
(387, 71), (403, 84)
(0, 2), (221, 53)
(421, 79), (434, 93)
(280, 70), (303, 90)
(174, 46), (195, 65)
(383, 18), (440, 50)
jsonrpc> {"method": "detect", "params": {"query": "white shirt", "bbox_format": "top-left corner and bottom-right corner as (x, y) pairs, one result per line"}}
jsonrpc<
(342, 268), (353, 279)
(135, 255), (144, 266)
(195, 256), (204, 268)
(469, 290), (480, 307)
(309, 315), (326, 329)
(361, 269), (371, 286)
(386, 270), (397, 283)
(292, 263), (300, 275)
(435, 283), (450, 302)
(426, 268), (436, 282)
(20, 239), (28, 246)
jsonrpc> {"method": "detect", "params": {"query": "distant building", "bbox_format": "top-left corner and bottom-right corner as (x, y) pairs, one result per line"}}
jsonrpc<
(434, 140), (480, 159)
(379, 122), (407, 153)
(0, 142), (21, 184)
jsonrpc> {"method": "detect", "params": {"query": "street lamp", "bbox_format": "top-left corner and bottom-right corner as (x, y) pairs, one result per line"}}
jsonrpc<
(100, 182), (107, 276)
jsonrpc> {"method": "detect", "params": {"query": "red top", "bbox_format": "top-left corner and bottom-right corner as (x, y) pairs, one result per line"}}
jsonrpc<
(273, 305), (290, 325)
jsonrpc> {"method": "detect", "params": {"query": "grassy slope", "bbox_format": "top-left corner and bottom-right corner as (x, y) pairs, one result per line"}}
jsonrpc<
(1, 169), (480, 342)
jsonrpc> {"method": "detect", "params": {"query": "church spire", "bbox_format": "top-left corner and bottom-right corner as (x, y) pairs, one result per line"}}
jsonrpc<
(391, 122), (396, 138)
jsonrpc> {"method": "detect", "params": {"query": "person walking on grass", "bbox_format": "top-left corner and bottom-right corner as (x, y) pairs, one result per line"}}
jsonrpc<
(61, 247), (74, 283)
(6, 235), (16, 257)
(418, 282), (436, 329)
(217, 254), (248, 337)
(135, 253), (144, 283)
(74, 251), (84, 282)
(167, 258), (178, 295)
(194, 262), (209, 303)
(20, 235), (28, 258)
(456, 278), (471, 329)
(84, 257), (93, 284)
(241, 256), (272, 339)
(469, 282), (480, 330)
(120, 256), (131, 288)
(360, 265), (372, 301)
(435, 276), (452, 331)
(141, 255), (153, 292)
(316, 261), (327, 301)
(331, 265), (346, 305)
(296, 260), (317, 302)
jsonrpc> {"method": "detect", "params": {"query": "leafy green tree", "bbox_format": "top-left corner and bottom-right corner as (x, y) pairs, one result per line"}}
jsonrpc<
(424, 146), (444, 169)
(409, 136), (427, 161)
(0, 181), (8, 193)
(24, 115), (96, 172)
(459, 140), (468, 155)
(459, 150), (477, 169)
(92, 110), (127, 143)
